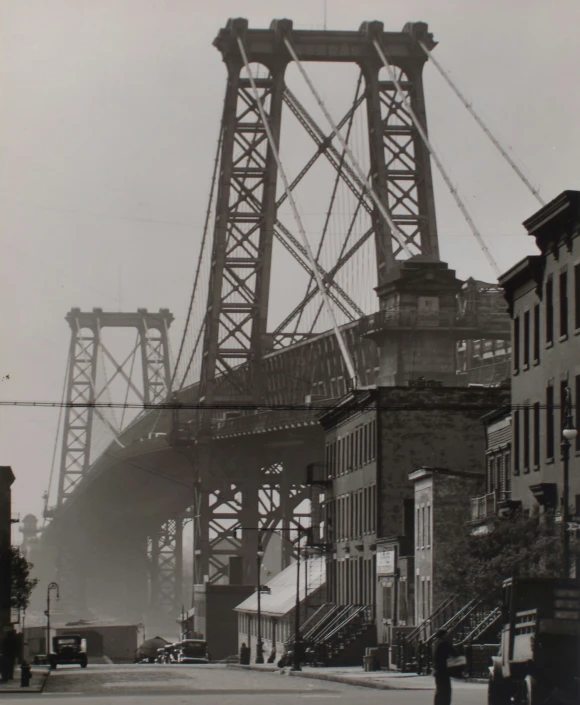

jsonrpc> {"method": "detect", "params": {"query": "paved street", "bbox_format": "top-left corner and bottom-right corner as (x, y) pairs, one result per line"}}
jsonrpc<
(0, 663), (487, 704)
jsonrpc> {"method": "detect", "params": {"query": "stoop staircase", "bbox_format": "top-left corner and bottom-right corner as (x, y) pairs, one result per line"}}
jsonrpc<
(286, 604), (375, 667)
(396, 596), (502, 675)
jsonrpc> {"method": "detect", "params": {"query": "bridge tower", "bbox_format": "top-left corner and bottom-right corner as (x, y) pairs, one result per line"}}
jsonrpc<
(50, 308), (173, 616)
(192, 19), (443, 586)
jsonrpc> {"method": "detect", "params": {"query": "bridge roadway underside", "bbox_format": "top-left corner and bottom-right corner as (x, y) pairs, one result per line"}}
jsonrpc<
(45, 419), (323, 624)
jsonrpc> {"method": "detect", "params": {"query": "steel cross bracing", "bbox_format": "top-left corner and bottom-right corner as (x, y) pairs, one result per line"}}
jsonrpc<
(199, 18), (440, 404)
(56, 309), (174, 508)
(148, 517), (184, 613)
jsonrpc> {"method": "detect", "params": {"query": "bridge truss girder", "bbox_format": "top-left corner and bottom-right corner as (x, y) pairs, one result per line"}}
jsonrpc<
(56, 309), (173, 508)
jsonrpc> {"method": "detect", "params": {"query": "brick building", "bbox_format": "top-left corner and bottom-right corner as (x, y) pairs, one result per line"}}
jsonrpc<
(409, 466), (484, 625)
(318, 384), (508, 644)
(499, 190), (580, 517)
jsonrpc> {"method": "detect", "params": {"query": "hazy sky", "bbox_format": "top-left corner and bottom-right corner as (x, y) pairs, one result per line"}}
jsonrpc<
(1, 0), (579, 523)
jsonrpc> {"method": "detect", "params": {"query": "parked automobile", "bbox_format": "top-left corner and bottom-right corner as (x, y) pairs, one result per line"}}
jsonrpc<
(49, 635), (88, 669)
(176, 639), (211, 664)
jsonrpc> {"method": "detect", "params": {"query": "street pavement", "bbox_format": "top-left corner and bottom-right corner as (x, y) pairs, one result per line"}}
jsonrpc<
(0, 662), (487, 704)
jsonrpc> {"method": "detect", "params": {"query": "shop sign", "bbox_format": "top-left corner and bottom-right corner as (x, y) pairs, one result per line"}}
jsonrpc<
(376, 547), (396, 575)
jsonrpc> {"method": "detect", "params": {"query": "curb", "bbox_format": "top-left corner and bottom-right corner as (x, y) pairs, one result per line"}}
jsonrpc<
(228, 663), (430, 691)
(0, 668), (51, 694)
(228, 664), (486, 691)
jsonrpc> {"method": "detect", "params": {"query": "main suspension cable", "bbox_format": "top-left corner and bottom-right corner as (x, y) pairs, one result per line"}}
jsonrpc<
(171, 127), (222, 391)
(236, 36), (357, 386)
(418, 41), (545, 207)
(372, 38), (500, 278)
(283, 37), (413, 259)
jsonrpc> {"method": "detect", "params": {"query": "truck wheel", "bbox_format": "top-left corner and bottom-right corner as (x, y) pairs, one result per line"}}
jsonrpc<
(488, 676), (510, 705)
(514, 680), (530, 705)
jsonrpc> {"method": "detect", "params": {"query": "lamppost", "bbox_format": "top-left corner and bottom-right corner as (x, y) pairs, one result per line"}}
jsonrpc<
(561, 387), (577, 578)
(45, 582), (59, 656)
(255, 534), (265, 664)
(235, 524), (305, 671)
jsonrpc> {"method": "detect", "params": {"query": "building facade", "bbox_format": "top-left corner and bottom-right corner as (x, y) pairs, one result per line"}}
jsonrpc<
(499, 190), (580, 517)
(409, 466), (484, 625)
(319, 384), (508, 644)
(235, 556), (326, 663)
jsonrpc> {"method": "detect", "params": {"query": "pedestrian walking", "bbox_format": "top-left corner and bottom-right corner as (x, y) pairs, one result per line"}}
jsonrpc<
(432, 629), (457, 705)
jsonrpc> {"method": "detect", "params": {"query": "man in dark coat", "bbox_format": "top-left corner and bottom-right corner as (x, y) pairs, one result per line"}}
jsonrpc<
(432, 629), (457, 705)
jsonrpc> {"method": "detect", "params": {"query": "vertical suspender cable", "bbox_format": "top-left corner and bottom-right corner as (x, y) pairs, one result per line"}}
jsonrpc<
(418, 41), (545, 207)
(372, 39), (501, 278)
(236, 37), (358, 386)
(282, 38), (413, 259)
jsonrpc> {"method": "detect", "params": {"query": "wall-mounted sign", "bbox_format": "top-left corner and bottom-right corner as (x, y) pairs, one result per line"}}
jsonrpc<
(376, 547), (396, 575)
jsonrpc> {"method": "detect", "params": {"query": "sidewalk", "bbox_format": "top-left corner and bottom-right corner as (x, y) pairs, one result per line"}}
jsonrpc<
(0, 667), (50, 694)
(229, 663), (487, 692)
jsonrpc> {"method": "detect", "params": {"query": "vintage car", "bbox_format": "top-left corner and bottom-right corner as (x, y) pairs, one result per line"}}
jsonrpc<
(176, 639), (211, 664)
(49, 635), (88, 669)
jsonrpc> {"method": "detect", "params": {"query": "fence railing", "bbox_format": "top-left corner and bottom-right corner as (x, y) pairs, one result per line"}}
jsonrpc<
(359, 309), (510, 337)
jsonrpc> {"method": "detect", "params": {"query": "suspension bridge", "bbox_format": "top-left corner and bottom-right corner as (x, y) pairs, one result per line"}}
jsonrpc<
(36, 18), (531, 630)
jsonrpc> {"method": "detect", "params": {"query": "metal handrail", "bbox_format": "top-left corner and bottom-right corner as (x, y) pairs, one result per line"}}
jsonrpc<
(458, 607), (502, 646)
(404, 592), (462, 645)
(312, 606), (355, 644)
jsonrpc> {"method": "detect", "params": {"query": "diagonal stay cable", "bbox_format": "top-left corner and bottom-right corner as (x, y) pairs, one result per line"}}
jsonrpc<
(293, 72), (364, 335)
(418, 41), (545, 207)
(237, 35), (357, 384)
(283, 36), (412, 258)
(372, 39), (500, 277)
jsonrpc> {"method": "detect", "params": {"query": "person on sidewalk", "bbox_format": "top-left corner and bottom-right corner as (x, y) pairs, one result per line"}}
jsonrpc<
(432, 629), (457, 705)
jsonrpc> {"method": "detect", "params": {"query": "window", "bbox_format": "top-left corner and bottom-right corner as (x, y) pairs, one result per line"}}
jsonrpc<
(533, 402), (540, 468)
(560, 379), (568, 434)
(523, 405), (530, 472)
(504, 452), (511, 497)
(533, 304), (540, 362)
(575, 263), (580, 329)
(426, 505), (431, 546)
(416, 508), (421, 549)
(486, 456), (494, 492)
(546, 277), (554, 344)
(523, 311), (530, 367)
(546, 385), (554, 460)
(576, 375), (580, 452)
(513, 410), (520, 475)
(513, 316), (520, 371)
(560, 270), (568, 338)
(363, 424), (368, 464)
(382, 581), (393, 620)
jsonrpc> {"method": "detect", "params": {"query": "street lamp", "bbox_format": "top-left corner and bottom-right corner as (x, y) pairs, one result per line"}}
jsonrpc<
(235, 524), (305, 671)
(561, 387), (577, 578)
(255, 534), (265, 664)
(45, 582), (59, 657)
(291, 525), (302, 672)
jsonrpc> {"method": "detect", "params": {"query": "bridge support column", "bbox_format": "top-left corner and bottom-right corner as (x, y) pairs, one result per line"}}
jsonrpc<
(148, 516), (184, 615)
(240, 474), (260, 585)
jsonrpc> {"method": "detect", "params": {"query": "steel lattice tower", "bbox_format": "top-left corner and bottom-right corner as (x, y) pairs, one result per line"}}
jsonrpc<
(191, 19), (441, 585)
(56, 308), (173, 507)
